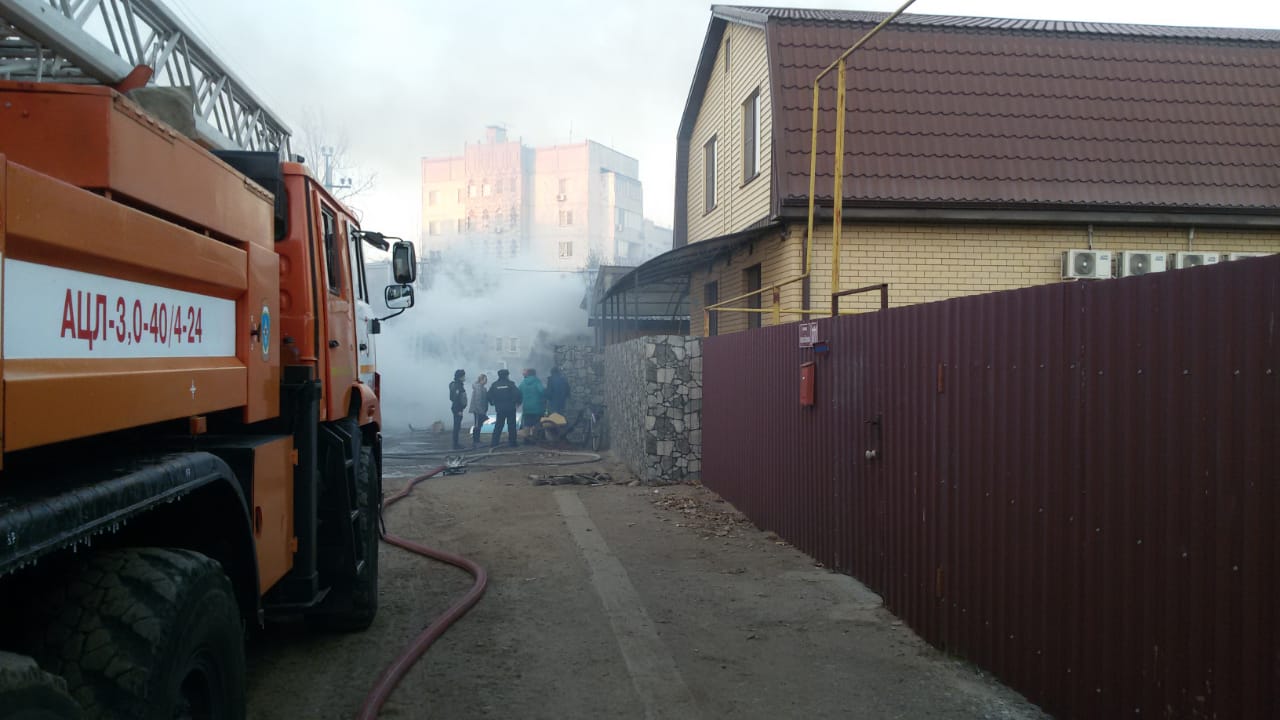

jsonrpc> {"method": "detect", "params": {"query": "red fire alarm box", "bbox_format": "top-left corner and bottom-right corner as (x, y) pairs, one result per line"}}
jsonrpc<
(800, 361), (815, 406)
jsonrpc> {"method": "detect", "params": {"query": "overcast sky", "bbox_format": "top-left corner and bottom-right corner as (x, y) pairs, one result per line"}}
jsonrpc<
(171, 0), (1280, 241)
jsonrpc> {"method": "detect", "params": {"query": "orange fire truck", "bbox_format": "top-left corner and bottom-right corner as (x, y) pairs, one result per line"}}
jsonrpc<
(0, 3), (416, 717)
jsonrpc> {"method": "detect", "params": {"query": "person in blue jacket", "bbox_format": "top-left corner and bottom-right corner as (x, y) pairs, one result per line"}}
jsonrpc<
(518, 368), (546, 438)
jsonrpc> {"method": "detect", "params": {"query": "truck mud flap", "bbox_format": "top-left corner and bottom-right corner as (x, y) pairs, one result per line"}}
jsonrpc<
(0, 452), (238, 577)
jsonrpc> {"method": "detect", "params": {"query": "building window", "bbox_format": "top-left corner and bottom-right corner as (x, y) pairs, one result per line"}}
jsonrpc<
(745, 263), (762, 329)
(495, 209), (504, 228)
(615, 208), (625, 232)
(428, 220), (441, 236)
(428, 190), (440, 206)
(510, 207), (518, 227)
(467, 182), (477, 198)
(704, 136), (717, 212)
(558, 178), (568, 195)
(559, 241), (573, 258)
(724, 36), (730, 75)
(559, 209), (574, 226)
(743, 89), (761, 182)
(704, 281), (718, 336)
(496, 178), (504, 195)
(495, 337), (504, 353)
(508, 337), (520, 354)
(456, 218), (464, 233)
(482, 181), (492, 197)
(456, 188), (463, 203)
(465, 212), (474, 232)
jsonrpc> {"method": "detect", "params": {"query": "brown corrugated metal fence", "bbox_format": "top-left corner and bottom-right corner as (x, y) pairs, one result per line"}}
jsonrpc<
(702, 256), (1278, 719)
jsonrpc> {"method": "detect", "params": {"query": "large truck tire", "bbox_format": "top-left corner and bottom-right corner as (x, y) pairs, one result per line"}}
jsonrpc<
(0, 652), (82, 719)
(28, 548), (245, 720)
(308, 443), (380, 632)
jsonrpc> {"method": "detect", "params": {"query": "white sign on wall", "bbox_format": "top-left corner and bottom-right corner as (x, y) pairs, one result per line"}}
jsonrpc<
(799, 321), (818, 348)
(3, 259), (237, 359)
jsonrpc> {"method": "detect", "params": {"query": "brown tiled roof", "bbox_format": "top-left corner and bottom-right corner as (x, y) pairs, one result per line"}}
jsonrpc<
(696, 6), (1280, 226)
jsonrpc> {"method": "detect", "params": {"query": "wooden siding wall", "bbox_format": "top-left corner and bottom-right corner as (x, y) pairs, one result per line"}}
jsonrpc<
(695, 223), (1280, 335)
(686, 23), (773, 245)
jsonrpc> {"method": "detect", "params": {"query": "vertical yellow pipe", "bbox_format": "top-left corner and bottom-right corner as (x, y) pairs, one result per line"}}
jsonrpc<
(806, 83), (820, 280)
(832, 59), (847, 316)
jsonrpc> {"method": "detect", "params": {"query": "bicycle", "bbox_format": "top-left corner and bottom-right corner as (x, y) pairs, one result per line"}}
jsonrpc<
(580, 405), (606, 452)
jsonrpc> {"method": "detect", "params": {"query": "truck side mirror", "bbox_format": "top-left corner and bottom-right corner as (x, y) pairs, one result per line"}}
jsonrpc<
(391, 241), (417, 284)
(384, 284), (415, 310)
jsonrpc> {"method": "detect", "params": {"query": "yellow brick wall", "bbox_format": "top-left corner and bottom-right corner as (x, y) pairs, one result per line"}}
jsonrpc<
(691, 222), (1280, 335)
(690, 228), (805, 336)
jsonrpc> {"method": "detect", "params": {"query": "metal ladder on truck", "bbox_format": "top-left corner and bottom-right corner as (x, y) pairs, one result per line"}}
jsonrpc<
(0, 0), (290, 153)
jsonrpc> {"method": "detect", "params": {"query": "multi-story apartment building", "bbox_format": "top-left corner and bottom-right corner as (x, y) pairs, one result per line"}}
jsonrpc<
(421, 127), (656, 269)
(421, 126), (531, 261)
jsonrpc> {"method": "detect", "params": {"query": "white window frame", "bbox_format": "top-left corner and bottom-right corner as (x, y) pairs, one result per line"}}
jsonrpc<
(743, 89), (761, 182)
(704, 136), (718, 212)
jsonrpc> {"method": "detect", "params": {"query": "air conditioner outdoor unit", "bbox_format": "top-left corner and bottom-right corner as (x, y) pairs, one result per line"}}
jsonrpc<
(1226, 252), (1272, 261)
(1116, 251), (1167, 277)
(1061, 249), (1112, 280)
(1173, 252), (1219, 269)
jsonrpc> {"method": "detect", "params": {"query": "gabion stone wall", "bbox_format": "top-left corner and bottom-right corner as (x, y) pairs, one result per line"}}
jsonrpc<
(603, 335), (702, 484)
(553, 345), (605, 443)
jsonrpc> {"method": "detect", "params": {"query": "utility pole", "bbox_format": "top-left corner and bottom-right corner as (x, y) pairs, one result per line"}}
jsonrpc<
(321, 145), (352, 194)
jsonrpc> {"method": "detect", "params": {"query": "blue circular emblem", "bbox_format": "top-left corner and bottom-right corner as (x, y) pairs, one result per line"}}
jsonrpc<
(260, 304), (271, 360)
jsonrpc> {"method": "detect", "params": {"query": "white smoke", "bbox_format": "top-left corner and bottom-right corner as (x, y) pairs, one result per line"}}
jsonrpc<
(370, 244), (591, 432)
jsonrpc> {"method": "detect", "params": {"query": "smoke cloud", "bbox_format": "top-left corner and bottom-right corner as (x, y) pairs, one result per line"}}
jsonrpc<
(370, 245), (592, 432)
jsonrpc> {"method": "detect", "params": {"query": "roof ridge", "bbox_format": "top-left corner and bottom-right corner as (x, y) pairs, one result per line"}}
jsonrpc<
(712, 5), (1280, 42)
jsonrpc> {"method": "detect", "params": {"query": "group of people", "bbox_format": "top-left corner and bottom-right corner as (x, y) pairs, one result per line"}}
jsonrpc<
(448, 367), (571, 449)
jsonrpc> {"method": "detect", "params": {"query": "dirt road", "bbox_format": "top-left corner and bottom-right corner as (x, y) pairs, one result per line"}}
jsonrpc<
(246, 432), (1045, 719)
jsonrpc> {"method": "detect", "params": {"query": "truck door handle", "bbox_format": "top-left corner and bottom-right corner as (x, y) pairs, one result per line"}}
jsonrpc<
(329, 339), (340, 348)
(359, 343), (368, 351)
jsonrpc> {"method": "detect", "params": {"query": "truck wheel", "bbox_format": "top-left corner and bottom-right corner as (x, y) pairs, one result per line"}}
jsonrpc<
(0, 652), (82, 719)
(308, 444), (380, 632)
(28, 548), (245, 720)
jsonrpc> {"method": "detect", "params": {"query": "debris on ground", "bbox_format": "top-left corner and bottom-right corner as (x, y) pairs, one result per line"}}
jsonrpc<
(649, 486), (753, 540)
(528, 471), (612, 486)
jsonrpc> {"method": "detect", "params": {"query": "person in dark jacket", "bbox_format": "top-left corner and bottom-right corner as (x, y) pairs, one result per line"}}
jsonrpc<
(546, 367), (570, 415)
(449, 369), (467, 450)
(468, 373), (489, 448)
(486, 368), (522, 447)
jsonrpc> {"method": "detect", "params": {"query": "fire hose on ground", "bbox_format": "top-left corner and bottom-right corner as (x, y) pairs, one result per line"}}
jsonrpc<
(356, 445), (599, 718)
(355, 463), (487, 720)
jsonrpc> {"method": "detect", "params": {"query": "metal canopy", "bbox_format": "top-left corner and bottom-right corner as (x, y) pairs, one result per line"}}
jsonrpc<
(601, 221), (784, 300)
(0, 0), (291, 153)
